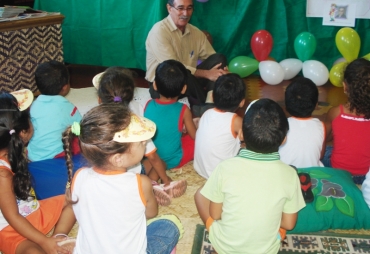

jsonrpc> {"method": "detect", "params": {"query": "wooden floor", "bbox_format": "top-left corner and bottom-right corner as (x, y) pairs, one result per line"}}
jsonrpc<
(67, 64), (348, 121)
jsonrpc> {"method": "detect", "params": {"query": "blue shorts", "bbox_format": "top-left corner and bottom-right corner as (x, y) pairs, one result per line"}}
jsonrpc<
(140, 163), (146, 175)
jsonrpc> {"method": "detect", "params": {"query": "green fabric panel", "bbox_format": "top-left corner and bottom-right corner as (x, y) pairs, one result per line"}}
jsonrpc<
(34, 0), (370, 71)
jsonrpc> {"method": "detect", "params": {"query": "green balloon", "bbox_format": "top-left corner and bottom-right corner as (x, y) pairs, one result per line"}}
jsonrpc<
(294, 32), (317, 62)
(228, 56), (259, 78)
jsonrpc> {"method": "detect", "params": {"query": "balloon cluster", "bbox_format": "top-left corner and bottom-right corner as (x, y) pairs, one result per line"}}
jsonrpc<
(229, 30), (330, 86)
(330, 28), (361, 87)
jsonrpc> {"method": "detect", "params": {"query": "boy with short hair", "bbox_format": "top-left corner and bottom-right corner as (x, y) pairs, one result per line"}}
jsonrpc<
(195, 99), (305, 254)
(144, 60), (196, 170)
(194, 73), (245, 179)
(279, 77), (326, 168)
(28, 60), (82, 161)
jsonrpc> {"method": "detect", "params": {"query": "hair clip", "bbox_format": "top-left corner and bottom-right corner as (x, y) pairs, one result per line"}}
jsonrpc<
(9, 129), (15, 135)
(113, 96), (122, 102)
(71, 122), (81, 136)
(66, 181), (71, 189)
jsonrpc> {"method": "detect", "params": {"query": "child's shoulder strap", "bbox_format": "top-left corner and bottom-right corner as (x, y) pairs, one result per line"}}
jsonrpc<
(0, 158), (11, 171)
(144, 99), (153, 112)
(339, 104), (344, 113)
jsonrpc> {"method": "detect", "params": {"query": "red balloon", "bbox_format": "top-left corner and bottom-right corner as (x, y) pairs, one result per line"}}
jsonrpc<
(251, 30), (273, 62)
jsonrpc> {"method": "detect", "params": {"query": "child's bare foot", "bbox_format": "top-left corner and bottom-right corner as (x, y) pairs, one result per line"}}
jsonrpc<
(161, 176), (173, 186)
(163, 179), (187, 198)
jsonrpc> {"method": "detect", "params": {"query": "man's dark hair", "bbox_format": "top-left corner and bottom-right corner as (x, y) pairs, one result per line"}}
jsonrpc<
(243, 99), (289, 153)
(285, 77), (318, 118)
(213, 73), (245, 112)
(155, 60), (187, 98)
(168, 0), (193, 6)
(35, 60), (69, 95)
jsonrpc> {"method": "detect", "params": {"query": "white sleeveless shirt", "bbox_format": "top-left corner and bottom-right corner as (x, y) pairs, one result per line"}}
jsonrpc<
(279, 117), (325, 168)
(194, 109), (240, 179)
(72, 168), (147, 253)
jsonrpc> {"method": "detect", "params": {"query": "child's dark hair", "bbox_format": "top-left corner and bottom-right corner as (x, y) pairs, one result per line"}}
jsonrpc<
(285, 77), (318, 118)
(35, 60), (69, 95)
(213, 73), (246, 112)
(98, 67), (135, 105)
(62, 104), (132, 185)
(243, 99), (289, 153)
(0, 93), (32, 200)
(155, 59), (187, 98)
(344, 58), (370, 119)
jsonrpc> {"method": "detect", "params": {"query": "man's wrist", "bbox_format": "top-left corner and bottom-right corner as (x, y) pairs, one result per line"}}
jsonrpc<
(194, 69), (208, 79)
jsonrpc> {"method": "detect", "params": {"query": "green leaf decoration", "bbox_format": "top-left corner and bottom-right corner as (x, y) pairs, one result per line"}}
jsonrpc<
(335, 196), (355, 217)
(307, 170), (331, 179)
(313, 188), (319, 196)
(316, 196), (334, 212)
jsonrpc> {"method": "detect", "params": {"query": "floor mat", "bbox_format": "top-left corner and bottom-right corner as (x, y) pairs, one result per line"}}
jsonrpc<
(192, 224), (370, 254)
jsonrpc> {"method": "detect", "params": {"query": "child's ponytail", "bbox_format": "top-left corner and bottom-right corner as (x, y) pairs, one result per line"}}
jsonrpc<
(7, 128), (32, 200)
(62, 125), (74, 198)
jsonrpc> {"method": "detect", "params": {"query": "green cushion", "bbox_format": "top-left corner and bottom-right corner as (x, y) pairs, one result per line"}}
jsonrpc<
(289, 167), (370, 233)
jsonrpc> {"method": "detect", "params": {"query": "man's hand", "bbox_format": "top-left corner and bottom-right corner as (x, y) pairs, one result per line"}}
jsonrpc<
(207, 63), (229, 81)
(194, 63), (229, 81)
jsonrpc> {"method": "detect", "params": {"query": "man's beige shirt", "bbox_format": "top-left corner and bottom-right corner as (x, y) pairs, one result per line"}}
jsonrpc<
(145, 15), (215, 82)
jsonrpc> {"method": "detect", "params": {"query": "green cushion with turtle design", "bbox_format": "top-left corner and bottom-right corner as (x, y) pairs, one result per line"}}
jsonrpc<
(289, 167), (370, 233)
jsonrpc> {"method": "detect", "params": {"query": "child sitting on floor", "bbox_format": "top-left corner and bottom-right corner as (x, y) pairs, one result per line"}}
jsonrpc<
(144, 60), (197, 170)
(194, 73), (245, 179)
(323, 58), (370, 184)
(93, 66), (187, 206)
(279, 77), (326, 168)
(195, 99), (305, 254)
(0, 90), (66, 254)
(28, 60), (82, 161)
(53, 103), (183, 253)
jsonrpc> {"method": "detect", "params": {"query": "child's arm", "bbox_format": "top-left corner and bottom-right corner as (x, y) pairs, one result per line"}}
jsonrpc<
(146, 151), (172, 186)
(232, 115), (243, 137)
(320, 121), (327, 159)
(209, 201), (223, 220)
(0, 169), (68, 253)
(53, 203), (76, 236)
(362, 172), (370, 209)
(280, 212), (298, 230)
(183, 107), (196, 139)
(140, 175), (158, 219)
(325, 105), (340, 143)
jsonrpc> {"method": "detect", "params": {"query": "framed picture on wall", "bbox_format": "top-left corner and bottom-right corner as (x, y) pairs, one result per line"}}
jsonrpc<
(322, 2), (356, 27)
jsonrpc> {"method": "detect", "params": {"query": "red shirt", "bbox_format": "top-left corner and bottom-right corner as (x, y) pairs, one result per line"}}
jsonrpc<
(331, 105), (370, 175)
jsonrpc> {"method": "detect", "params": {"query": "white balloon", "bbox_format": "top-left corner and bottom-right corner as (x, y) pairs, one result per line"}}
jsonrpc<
(332, 57), (346, 67)
(259, 61), (285, 85)
(279, 58), (302, 80)
(302, 60), (329, 86)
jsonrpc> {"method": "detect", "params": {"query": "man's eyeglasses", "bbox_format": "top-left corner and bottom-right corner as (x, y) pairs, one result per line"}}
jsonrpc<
(170, 5), (194, 12)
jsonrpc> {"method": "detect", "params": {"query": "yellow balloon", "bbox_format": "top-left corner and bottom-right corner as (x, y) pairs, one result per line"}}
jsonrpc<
(335, 28), (361, 63)
(362, 52), (370, 61)
(329, 61), (348, 87)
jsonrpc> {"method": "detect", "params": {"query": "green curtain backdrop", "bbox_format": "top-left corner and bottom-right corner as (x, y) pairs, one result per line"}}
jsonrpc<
(34, 0), (370, 71)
